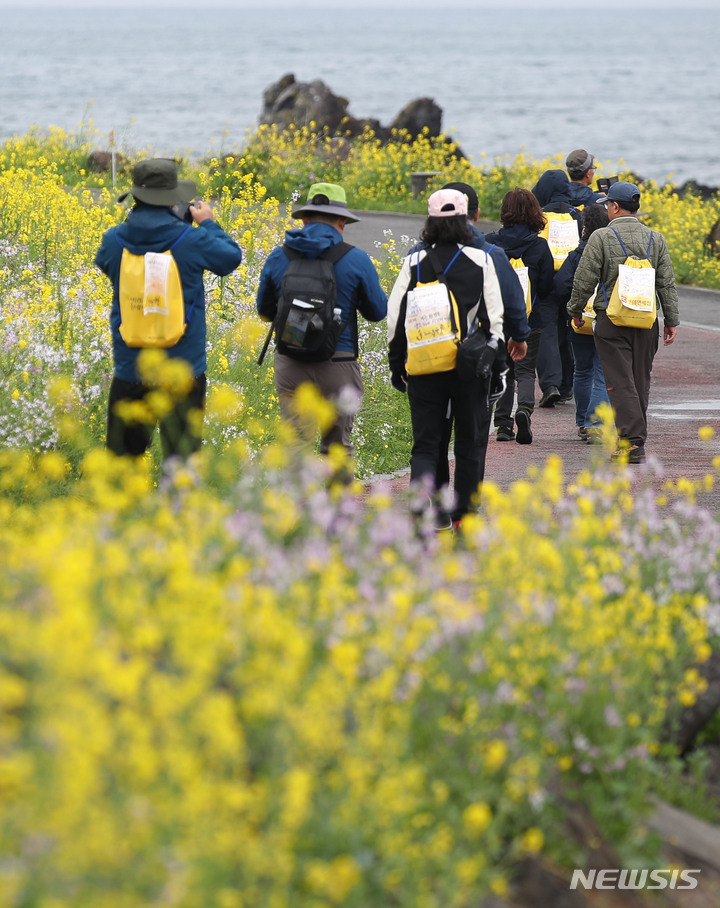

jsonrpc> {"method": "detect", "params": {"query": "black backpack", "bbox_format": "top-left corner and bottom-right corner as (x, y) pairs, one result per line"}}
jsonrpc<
(257, 242), (353, 364)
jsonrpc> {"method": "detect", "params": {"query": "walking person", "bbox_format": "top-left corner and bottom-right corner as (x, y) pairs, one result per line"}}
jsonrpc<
(532, 169), (583, 407)
(387, 188), (506, 527)
(407, 181), (529, 483)
(566, 149), (606, 208)
(95, 158), (243, 460)
(486, 189), (555, 445)
(256, 181), (387, 467)
(553, 204), (612, 441)
(568, 182), (679, 463)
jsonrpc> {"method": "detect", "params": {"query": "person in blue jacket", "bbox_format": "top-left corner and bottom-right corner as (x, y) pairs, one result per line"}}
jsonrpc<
(256, 182), (387, 461)
(532, 169), (584, 409)
(552, 203), (612, 441)
(95, 158), (243, 460)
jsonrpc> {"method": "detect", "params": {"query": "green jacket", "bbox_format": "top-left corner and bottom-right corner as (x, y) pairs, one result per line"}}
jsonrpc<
(568, 215), (679, 327)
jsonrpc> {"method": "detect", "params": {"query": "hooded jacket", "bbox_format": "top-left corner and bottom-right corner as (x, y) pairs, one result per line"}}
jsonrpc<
(95, 203), (243, 381)
(532, 169), (581, 218)
(568, 181), (605, 208)
(484, 224), (556, 329)
(256, 221), (387, 356)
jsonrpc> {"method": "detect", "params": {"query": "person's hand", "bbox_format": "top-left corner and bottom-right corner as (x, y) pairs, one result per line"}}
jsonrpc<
(664, 324), (677, 346)
(191, 199), (215, 224)
(507, 338), (527, 362)
(390, 369), (407, 392)
(573, 316), (585, 330)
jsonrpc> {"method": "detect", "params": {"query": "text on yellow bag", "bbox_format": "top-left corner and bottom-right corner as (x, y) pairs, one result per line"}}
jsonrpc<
(540, 212), (580, 271)
(405, 246), (463, 376)
(116, 225), (194, 348)
(509, 257), (533, 316)
(602, 230), (657, 329)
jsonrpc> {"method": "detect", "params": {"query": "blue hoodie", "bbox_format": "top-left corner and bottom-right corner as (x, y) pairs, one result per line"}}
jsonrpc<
(532, 169), (583, 224)
(95, 203), (243, 381)
(256, 221), (387, 356)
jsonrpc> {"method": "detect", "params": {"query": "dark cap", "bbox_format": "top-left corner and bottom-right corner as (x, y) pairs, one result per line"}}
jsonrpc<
(442, 181), (478, 215)
(118, 158), (196, 206)
(565, 149), (596, 173)
(605, 181), (641, 205)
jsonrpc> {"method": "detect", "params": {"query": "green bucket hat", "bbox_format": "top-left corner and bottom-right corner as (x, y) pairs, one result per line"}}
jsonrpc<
(291, 182), (360, 223)
(118, 158), (196, 206)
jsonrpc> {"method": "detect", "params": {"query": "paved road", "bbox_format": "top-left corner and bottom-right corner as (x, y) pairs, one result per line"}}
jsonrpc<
(350, 210), (720, 511)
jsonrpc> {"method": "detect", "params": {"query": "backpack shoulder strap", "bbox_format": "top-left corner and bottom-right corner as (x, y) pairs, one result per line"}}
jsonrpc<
(169, 224), (194, 251)
(610, 226), (654, 261)
(320, 241), (354, 264)
(610, 227), (629, 257)
(282, 241), (353, 264)
(282, 244), (302, 261)
(426, 245), (464, 280)
(425, 247), (445, 279)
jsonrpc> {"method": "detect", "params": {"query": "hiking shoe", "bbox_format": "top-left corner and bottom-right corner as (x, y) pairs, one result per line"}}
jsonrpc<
(611, 443), (646, 464)
(435, 510), (454, 532)
(586, 427), (604, 445)
(577, 426), (588, 441)
(538, 385), (561, 408)
(496, 426), (516, 442)
(515, 409), (533, 445)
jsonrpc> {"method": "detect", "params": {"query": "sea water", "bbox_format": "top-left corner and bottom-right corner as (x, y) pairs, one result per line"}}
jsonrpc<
(1, 5), (718, 187)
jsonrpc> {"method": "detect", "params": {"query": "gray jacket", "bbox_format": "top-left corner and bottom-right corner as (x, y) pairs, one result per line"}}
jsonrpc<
(568, 215), (679, 327)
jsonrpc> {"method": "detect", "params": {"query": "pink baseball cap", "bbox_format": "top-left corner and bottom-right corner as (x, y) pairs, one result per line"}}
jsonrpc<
(427, 188), (468, 218)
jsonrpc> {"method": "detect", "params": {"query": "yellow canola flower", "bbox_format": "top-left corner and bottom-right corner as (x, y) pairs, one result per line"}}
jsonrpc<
(206, 383), (244, 422)
(483, 738), (508, 772)
(290, 381), (336, 435)
(463, 801), (493, 837)
(136, 350), (194, 397)
(305, 856), (362, 903)
(520, 827), (545, 854)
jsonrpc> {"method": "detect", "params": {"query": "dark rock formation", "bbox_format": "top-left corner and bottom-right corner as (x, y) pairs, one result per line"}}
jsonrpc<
(707, 219), (720, 257)
(260, 74), (350, 134)
(676, 179), (719, 202)
(258, 74), (456, 151)
(86, 150), (128, 174)
(391, 97), (443, 139)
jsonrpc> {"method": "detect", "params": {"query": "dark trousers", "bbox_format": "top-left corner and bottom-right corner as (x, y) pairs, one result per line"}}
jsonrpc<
(538, 312), (575, 395)
(107, 373), (206, 459)
(537, 301), (563, 391)
(408, 369), (490, 521)
(514, 327), (543, 413)
(493, 358), (516, 430)
(592, 311), (659, 446)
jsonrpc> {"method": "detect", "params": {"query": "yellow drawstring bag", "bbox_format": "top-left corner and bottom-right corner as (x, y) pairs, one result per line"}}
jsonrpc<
(405, 246), (464, 376)
(116, 225), (193, 348)
(603, 230), (657, 329)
